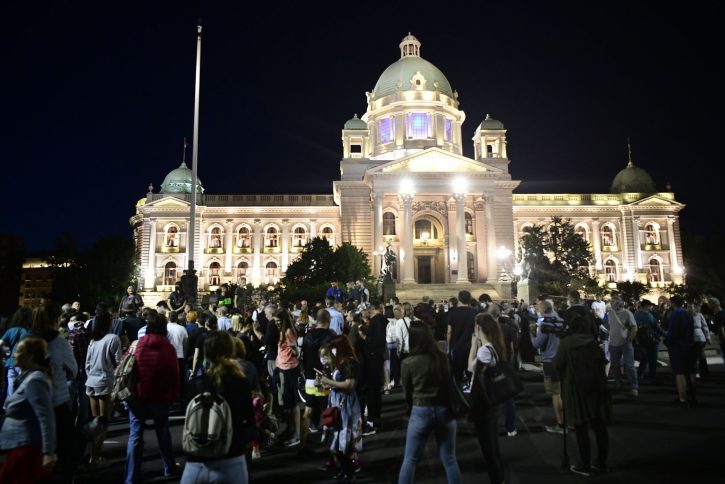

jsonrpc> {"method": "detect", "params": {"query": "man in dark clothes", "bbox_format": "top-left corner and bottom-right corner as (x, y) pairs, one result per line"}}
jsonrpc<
(447, 290), (478, 384)
(361, 303), (388, 434)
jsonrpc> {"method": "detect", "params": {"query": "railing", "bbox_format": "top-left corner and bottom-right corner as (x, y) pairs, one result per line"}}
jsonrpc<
(146, 193), (336, 207)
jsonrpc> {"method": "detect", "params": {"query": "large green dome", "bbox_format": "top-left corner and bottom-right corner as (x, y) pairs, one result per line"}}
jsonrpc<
(610, 162), (656, 193)
(160, 161), (204, 194)
(373, 35), (453, 98)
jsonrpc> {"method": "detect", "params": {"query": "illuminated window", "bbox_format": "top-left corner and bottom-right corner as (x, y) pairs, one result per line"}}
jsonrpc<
(645, 223), (660, 245)
(575, 224), (589, 243)
(604, 259), (617, 282)
(236, 261), (248, 284)
(265, 261), (279, 284)
(648, 259), (663, 283)
(265, 227), (278, 248)
(165, 225), (179, 248)
(164, 261), (177, 285)
(465, 212), (474, 236)
(601, 225), (616, 248)
(209, 262), (221, 286)
(379, 117), (394, 143)
(293, 226), (308, 247)
(444, 119), (453, 142)
(406, 112), (431, 139)
(321, 226), (335, 245)
(383, 212), (396, 236)
(236, 226), (250, 248)
(208, 227), (222, 249)
(414, 219), (439, 239)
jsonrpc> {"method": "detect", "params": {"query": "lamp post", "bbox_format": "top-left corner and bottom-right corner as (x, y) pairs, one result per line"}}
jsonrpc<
(496, 246), (512, 282)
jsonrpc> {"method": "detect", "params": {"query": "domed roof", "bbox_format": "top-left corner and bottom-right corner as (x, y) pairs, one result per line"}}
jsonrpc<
(344, 114), (367, 130)
(480, 114), (504, 130)
(372, 34), (453, 98)
(160, 161), (204, 194)
(610, 161), (656, 193)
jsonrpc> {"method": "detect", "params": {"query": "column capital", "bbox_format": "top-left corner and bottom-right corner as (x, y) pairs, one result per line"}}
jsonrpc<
(282, 218), (289, 224)
(591, 218), (600, 225)
(666, 215), (677, 223)
(225, 218), (234, 224)
(401, 193), (414, 204)
(453, 193), (466, 204)
(253, 219), (262, 225)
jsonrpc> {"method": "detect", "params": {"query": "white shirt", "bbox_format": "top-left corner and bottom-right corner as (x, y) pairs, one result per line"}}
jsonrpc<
(217, 316), (232, 332)
(167, 323), (188, 359)
(394, 317), (412, 353)
(476, 344), (498, 367)
(591, 301), (606, 320)
(693, 313), (710, 343)
(327, 307), (345, 335)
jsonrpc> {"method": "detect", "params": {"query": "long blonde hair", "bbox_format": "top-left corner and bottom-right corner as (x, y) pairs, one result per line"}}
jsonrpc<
(204, 332), (245, 388)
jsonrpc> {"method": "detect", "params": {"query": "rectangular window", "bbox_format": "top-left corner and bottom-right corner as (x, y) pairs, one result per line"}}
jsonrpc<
(379, 118), (393, 143)
(444, 119), (453, 142)
(406, 113), (429, 139)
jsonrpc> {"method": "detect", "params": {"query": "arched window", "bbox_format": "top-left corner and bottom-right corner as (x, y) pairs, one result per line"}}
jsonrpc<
(164, 261), (177, 285)
(575, 223), (589, 243)
(293, 226), (307, 247)
(465, 212), (474, 236)
(165, 225), (179, 248)
(265, 261), (279, 285)
(209, 261), (221, 286)
(321, 226), (335, 245)
(601, 225), (616, 248)
(208, 227), (223, 249)
(645, 223), (660, 245)
(604, 259), (618, 282)
(265, 227), (278, 248)
(236, 261), (248, 285)
(236, 226), (251, 248)
(414, 219), (439, 240)
(383, 212), (396, 236)
(648, 259), (660, 282)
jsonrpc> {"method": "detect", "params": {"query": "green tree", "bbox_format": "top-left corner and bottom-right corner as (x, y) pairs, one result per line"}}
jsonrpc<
(614, 281), (650, 305)
(519, 217), (596, 296)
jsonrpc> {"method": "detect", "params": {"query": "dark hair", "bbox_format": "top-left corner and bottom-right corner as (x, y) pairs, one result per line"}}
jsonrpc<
(31, 304), (59, 335)
(448, 297), (458, 307)
(478, 293), (492, 303)
(90, 310), (113, 341)
(205, 331), (244, 388)
(10, 307), (33, 329)
(458, 290), (472, 305)
(384, 305), (395, 319)
(317, 308), (331, 326)
(570, 312), (596, 336)
(408, 323), (448, 382)
(276, 309), (296, 343)
(146, 312), (168, 336)
(16, 337), (54, 384)
(670, 295), (685, 307)
(568, 290), (581, 304)
(168, 311), (178, 324)
(475, 313), (509, 362)
(329, 335), (358, 372)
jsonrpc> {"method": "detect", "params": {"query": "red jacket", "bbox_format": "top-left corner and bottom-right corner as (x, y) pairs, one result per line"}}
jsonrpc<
(134, 333), (180, 404)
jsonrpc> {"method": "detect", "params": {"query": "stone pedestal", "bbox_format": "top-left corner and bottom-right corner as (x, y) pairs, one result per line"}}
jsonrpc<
(494, 282), (512, 300)
(516, 279), (536, 304)
(382, 280), (397, 304)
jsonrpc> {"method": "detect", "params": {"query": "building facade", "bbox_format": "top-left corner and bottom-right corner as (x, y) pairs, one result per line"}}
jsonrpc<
(131, 34), (684, 301)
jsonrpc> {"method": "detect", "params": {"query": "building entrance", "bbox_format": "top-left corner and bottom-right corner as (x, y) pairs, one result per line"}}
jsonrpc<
(417, 256), (432, 284)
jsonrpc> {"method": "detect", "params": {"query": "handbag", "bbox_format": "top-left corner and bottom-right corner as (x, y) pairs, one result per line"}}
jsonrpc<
(320, 405), (341, 430)
(447, 377), (472, 418)
(471, 345), (523, 408)
(610, 310), (630, 340)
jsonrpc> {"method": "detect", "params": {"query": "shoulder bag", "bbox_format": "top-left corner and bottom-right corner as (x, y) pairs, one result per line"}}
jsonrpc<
(471, 345), (523, 408)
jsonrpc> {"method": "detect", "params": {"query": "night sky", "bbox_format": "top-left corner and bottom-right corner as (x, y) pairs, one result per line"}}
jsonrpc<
(3, 2), (723, 252)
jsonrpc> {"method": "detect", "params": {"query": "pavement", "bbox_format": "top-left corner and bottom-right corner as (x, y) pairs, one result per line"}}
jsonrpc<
(70, 359), (725, 484)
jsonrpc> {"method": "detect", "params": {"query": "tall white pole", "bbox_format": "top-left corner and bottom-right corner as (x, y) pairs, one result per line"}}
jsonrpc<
(188, 22), (202, 274)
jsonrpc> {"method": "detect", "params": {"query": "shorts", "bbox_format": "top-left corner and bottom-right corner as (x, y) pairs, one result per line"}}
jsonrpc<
(303, 379), (330, 408)
(276, 366), (301, 409)
(86, 385), (112, 398)
(542, 362), (561, 396)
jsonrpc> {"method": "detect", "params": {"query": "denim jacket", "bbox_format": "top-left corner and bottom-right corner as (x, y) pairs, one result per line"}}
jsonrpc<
(0, 367), (57, 453)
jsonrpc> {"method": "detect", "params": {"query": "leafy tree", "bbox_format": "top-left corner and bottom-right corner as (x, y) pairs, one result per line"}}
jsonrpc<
(519, 217), (596, 296)
(614, 281), (650, 305)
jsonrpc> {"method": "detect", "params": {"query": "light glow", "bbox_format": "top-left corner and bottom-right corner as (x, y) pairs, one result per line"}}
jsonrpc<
(400, 178), (415, 195)
(496, 246), (512, 260)
(452, 176), (468, 195)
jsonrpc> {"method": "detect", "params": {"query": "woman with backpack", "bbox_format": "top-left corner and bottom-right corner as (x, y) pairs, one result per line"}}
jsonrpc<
(467, 313), (507, 484)
(182, 331), (256, 484)
(316, 335), (362, 483)
(553, 311), (611, 476)
(0, 337), (57, 482)
(398, 323), (462, 484)
(84, 308), (122, 464)
(125, 312), (180, 483)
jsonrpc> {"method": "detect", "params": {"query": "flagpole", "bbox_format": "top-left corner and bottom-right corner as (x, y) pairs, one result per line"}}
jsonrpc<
(184, 21), (202, 307)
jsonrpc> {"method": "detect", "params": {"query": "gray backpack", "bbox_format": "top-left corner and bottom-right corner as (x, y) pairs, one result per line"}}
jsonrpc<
(182, 390), (233, 459)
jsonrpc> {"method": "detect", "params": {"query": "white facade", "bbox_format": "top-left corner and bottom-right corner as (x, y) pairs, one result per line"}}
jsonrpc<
(131, 34), (684, 298)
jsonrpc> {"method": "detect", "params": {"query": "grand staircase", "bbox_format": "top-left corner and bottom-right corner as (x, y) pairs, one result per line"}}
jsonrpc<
(393, 283), (501, 304)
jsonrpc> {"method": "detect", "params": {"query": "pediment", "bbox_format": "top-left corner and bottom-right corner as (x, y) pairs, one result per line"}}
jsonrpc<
(628, 195), (684, 207)
(366, 148), (502, 175)
(144, 196), (191, 208)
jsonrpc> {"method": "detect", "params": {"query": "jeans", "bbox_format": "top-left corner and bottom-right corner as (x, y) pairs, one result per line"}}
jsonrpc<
(398, 405), (462, 484)
(70, 373), (90, 426)
(637, 342), (658, 381)
(124, 402), (175, 484)
(181, 455), (248, 484)
(473, 405), (505, 484)
(503, 399), (516, 433)
(609, 342), (638, 390)
(387, 343), (400, 385)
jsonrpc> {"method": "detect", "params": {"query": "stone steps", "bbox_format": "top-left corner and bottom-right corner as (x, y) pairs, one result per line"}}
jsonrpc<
(393, 283), (501, 304)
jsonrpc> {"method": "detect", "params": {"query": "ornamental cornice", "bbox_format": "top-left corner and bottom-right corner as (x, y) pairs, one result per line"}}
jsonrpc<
(412, 201), (448, 218)
(511, 205), (680, 214)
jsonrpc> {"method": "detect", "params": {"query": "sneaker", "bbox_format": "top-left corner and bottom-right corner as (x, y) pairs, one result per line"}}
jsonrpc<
(545, 424), (564, 434)
(362, 423), (376, 436)
(164, 463), (182, 477)
(352, 457), (361, 473)
(308, 424), (319, 434)
(252, 448), (262, 460)
(83, 418), (104, 448)
(631, 389), (639, 399)
(318, 458), (337, 471)
(507, 430), (518, 437)
(570, 464), (591, 477)
(283, 436), (300, 447)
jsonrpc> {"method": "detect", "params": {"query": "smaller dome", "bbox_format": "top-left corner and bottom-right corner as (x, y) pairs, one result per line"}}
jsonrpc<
(480, 114), (504, 130)
(344, 114), (367, 130)
(160, 161), (204, 194)
(611, 161), (656, 193)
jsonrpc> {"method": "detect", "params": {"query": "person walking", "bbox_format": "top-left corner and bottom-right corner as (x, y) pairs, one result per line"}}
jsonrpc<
(275, 309), (302, 447)
(606, 295), (639, 398)
(124, 313), (180, 483)
(553, 311), (612, 476)
(447, 290), (477, 385)
(530, 300), (565, 433)
(634, 300), (665, 384)
(665, 296), (696, 406)
(688, 303), (710, 378)
(398, 324), (462, 484)
(0, 337), (57, 482)
(468, 313), (507, 484)
(181, 331), (256, 484)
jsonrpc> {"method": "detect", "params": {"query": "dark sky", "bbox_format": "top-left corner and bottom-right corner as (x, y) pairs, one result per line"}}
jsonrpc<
(3, 1), (723, 252)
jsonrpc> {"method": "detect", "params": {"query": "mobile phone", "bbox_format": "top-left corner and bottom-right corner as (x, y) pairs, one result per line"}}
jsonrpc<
(313, 367), (325, 375)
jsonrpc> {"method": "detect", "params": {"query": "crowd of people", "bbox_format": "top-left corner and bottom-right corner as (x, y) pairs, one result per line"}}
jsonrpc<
(0, 279), (721, 483)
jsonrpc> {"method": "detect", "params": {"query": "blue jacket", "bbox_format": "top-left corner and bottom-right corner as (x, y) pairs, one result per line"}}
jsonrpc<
(531, 314), (562, 363)
(0, 368), (56, 453)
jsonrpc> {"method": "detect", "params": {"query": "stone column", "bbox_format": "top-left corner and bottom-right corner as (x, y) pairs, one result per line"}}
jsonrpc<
(484, 194), (498, 282)
(666, 216), (680, 273)
(224, 219), (234, 274)
(474, 199), (487, 282)
(591, 219), (603, 270)
(632, 216), (642, 269)
(454, 194), (469, 283)
(401, 194), (416, 284)
(252, 219), (262, 287)
(373, 193), (384, 277)
(281, 219), (289, 272)
(446, 199), (457, 282)
(144, 219), (157, 289)
(309, 219), (318, 239)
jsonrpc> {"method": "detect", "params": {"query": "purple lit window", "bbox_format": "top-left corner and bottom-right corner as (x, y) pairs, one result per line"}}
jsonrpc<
(407, 113), (429, 139)
(380, 118), (393, 143)
(444, 119), (453, 142)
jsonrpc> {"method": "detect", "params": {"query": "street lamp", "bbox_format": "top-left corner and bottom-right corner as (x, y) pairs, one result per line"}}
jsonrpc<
(496, 246), (512, 282)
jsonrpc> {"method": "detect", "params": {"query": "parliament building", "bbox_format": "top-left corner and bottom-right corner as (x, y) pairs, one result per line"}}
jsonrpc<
(130, 34), (684, 302)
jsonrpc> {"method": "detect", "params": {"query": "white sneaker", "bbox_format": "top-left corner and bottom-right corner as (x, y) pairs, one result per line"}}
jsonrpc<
(507, 430), (518, 437)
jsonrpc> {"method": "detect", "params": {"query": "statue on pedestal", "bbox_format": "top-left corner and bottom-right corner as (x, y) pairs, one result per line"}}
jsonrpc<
(381, 241), (397, 283)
